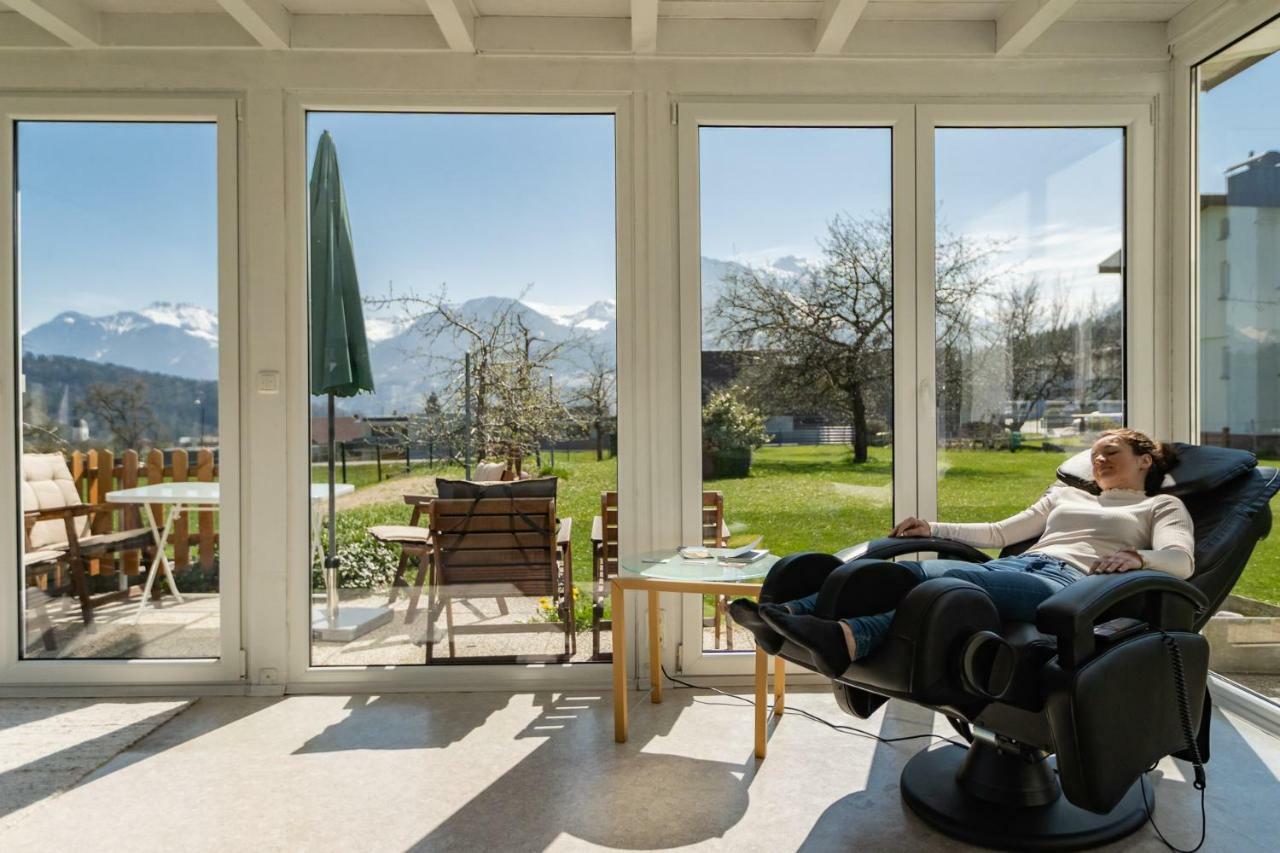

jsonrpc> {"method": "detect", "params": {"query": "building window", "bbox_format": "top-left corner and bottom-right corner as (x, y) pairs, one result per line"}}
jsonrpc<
(1220, 260), (1231, 299)
(1220, 216), (1230, 240)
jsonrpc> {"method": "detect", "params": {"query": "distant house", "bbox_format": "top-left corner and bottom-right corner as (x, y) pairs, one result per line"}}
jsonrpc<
(310, 416), (368, 445)
(1199, 150), (1280, 453)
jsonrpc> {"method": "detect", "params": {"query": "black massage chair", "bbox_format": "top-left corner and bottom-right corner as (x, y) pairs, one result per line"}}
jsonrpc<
(760, 443), (1280, 850)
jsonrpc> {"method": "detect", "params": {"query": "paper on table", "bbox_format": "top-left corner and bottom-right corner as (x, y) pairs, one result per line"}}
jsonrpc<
(679, 536), (764, 561)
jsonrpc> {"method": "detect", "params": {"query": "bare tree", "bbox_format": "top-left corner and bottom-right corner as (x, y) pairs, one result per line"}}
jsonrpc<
(574, 343), (617, 461)
(989, 280), (1076, 439)
(84, 379), (159, 449)
(714, 214), (996, 462)
(368, 286), (580, 469)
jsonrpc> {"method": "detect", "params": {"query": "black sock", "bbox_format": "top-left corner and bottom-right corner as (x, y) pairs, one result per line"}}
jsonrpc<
(727, 598), (784, 655)
(759, 610), (852, 678)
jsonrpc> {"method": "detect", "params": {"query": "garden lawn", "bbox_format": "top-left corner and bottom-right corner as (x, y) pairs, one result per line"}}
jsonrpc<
(329, 445), (1280, 608)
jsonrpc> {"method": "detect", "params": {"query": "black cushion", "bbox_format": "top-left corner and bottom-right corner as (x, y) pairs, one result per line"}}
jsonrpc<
(1056, 441), (1256, 497)
(435, 477), (558, 499)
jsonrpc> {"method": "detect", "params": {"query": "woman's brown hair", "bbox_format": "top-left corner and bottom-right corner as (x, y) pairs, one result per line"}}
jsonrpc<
(1098, 428), (1178, 494)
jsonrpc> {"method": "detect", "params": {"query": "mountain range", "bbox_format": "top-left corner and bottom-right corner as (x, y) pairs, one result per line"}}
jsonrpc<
(21, 255), (809, 417)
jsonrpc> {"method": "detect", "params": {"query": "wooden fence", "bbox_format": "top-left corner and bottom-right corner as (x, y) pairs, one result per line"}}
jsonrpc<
(70, 448), (219, 578)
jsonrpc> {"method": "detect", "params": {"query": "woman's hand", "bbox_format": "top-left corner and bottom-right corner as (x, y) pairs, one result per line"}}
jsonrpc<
(890, 516), (931, 538)
(1091, 549), (1144, 574)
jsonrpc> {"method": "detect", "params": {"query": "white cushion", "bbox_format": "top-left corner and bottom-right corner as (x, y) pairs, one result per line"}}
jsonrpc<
(22, 453), (87, 550)
(473, 461), (507, 481)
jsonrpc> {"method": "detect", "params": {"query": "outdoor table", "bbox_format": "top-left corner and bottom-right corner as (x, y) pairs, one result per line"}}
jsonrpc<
(107, 482), (353, 623)
(611, 550), (784, 758)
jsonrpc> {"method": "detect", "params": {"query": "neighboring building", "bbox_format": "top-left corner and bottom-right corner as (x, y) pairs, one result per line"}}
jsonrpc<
(1199, 150), (1280, 453)
(309, 415), (369, 445)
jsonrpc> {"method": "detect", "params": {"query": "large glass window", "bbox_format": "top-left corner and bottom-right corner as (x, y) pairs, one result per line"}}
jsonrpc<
(1197, 22), (1280, 703)
(935, 128), (1126, 531)
(16, 121), (223, 659)
(696, 126), (894, 653)
(305, 112), (618, 666)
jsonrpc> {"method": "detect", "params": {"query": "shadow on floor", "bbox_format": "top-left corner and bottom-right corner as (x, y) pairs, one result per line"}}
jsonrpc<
(412, 689), (759, 851)
(294, 692), (514, 753)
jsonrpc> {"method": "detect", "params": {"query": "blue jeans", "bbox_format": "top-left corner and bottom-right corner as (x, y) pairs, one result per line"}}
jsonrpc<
(786, 553), (1084, 661)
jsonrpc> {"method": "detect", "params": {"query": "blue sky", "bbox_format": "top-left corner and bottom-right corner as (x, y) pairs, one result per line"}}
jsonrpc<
(1198, 47), (1280, 192)
(17, 95), (1271, 331)
(17, 121), (218, 330)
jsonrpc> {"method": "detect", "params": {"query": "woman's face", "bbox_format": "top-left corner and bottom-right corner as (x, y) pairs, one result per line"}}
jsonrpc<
(1091, 436), (1151, 491)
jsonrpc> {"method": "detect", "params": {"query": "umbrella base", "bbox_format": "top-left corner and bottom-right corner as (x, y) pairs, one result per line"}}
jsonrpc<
(311, 605), (394, 642)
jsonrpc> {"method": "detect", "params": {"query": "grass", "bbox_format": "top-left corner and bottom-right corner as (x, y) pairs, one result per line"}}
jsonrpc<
(329, 444), (1280, 607)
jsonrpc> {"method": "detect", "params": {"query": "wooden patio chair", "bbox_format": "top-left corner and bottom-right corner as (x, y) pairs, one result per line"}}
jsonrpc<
(426, 496), (575, 663)
(590, 490), (733, 659)
(370, 493), (437, 624)
(22, 516), (67, 652)
(21, 452), (156, 624)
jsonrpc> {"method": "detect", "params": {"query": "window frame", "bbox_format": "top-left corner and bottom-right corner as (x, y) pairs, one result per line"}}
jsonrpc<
(0, 94), (243, 687)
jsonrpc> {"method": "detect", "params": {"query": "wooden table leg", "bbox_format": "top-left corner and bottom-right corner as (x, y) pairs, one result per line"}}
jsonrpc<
(612, 580), (628, 743)
(754, 646), (768, 759)
(648, 589), (662, 703)
(774, 655), (785, 715)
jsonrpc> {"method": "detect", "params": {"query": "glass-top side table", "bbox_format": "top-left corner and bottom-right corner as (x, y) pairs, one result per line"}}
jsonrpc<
(611, 549), (785, 758)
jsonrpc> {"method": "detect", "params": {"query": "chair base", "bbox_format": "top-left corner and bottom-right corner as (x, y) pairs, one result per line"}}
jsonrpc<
(900, 745), (1148, 851)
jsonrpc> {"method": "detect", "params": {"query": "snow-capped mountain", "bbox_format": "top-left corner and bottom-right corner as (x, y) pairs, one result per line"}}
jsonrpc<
(23, 303), (220, 381)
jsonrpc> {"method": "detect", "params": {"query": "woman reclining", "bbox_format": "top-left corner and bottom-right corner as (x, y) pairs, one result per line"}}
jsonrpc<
(730, 428), (1196, 678)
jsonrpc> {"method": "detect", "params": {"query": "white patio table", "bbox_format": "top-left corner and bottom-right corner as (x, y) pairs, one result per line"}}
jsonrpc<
(107, 481), (354, 623)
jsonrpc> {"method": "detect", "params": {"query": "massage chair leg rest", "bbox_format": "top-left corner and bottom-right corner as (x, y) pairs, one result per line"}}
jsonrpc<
(899, 743), (1149, 851)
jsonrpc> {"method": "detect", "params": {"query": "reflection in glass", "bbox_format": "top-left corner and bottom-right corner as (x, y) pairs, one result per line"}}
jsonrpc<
(934, 128), (1125, 534)
(697, 127), (894, 652)
(17, 122), (222, 659)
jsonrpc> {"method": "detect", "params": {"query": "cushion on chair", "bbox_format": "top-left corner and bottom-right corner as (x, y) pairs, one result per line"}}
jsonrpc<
(368, 525), (434, 545)
(23, 548), (64, 568)
(1056, 442), (1256, 497)
(473, 461), (507, 481)
(435, 477), (558, 499)
(21, 453), (88, 550)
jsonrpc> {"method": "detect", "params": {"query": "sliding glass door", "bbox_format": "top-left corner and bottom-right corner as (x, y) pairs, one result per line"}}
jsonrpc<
(677, 105), (915, 675)
(0, 98), (241, 683)
(1196, 22), (1280, 707)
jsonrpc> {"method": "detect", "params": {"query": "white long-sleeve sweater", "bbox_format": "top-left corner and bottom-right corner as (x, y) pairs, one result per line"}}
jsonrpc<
(929, 484), (1196, 579)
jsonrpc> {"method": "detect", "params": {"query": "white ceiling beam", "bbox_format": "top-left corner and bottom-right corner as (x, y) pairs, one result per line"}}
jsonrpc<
(425, 0), (474, 53)
(632, 0), (657, 53)
(2, 0), (99, 48)
(996, 0), (1079, 56)
(1167, 0), (1240, 47)
(216, 0), (290, 50)
(814, 0), (869, 54)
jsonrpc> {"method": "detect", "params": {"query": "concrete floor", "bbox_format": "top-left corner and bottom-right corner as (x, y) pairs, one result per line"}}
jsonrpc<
(0, 687), (1277, 852)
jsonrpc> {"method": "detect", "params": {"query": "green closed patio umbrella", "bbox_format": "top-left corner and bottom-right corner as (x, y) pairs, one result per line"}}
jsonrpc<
(309, 131), (390, 642)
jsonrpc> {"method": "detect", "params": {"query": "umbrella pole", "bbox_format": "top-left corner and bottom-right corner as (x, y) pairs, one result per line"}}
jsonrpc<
(326, 392), (340, 623)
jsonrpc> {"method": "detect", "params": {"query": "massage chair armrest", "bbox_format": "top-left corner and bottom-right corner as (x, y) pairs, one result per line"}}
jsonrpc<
(836, 536), (992, 564)
(1036, 571), (1209, 668)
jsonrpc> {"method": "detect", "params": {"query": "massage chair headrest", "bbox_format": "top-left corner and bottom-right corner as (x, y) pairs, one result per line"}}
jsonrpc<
(1056, 442), (1257, 498)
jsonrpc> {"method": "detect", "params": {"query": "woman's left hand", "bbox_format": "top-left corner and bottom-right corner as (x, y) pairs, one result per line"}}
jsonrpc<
(1091, 549), (1144, 574)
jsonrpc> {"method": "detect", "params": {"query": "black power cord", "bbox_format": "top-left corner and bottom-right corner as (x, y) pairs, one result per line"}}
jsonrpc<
(1139, 632), (1208, 853)
(658, 664), (970, 749)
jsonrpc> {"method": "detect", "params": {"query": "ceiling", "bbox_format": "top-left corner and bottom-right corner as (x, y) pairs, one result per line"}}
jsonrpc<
(0, 0), (1226, 57)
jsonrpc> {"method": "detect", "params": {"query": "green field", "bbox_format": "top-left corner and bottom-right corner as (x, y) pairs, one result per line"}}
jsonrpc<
(330, 445), (1280, 606)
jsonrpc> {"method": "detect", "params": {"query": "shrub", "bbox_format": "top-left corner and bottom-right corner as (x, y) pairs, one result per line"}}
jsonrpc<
(702, 389), (771, 453)
(311, 535), (400, 591)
